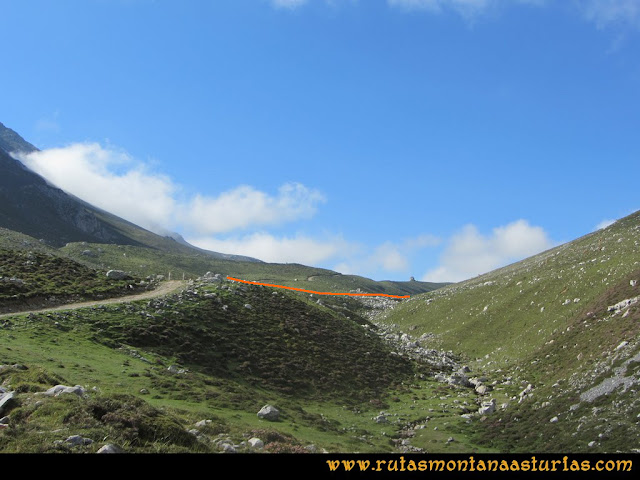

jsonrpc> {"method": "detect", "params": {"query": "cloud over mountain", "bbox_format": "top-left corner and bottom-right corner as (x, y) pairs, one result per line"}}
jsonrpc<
(422, 220), (554, 282)
(15, 144), (325, 237)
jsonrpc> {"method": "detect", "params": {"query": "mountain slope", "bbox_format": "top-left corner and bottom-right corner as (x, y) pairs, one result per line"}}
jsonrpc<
(380, 210), (640, 452)
(382, 210), (640, 364)
(0, 121), (38, 154)
(0, 122), (259, 262)
(0, 121), (442, 299)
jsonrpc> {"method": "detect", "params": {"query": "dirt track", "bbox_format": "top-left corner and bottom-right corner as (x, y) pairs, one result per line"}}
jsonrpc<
(0, 280), (187, 319)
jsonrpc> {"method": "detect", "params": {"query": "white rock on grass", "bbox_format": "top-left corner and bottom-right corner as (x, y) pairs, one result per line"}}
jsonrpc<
(0, 392), (16, 416)
(248, 437), (264, 449)
(97, 444), (123, 453)
(257, 405), (280, 421)
(41, 385), (85, 397)
(478, 399), (496, 415)
(65, 435), (93, 446)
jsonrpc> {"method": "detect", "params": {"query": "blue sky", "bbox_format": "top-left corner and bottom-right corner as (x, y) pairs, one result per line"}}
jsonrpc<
(3, 0), (640, 282)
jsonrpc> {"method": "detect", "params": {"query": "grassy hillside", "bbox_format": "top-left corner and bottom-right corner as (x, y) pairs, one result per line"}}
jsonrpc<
(58, 240), (444, 297)
(474, 269), (640, 452)
(0, 246), (149, 314)
(382, 211), (640, 364)
(4, 211), (638, 454)
(0, 225), (443, 302)
(0, 277), (445, 453)
(380, 210), (640, 452)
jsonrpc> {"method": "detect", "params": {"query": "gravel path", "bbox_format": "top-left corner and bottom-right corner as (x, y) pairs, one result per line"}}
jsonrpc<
(0, 280), (186, 319)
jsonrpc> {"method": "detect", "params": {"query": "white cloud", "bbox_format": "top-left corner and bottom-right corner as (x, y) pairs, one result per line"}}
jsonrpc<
(333, 234), (441, 277)
(374, 242), (411, 272)
(388, 0), (640, 30)
(14, 143), (325, 237)
(404, 234), (442, 249)
(188, 232), (355, 265)
(13, 142), (436, 277)
(422, 220), (554, 282)
(388, 0), (441, 12)
(388, 0), (491, 17)
(387, 0), (544, 18)
(579, 0), (640, 30)
(185, 183), (325, 235)
(271, 0), (308, 9)
(15, 143), (177, 234)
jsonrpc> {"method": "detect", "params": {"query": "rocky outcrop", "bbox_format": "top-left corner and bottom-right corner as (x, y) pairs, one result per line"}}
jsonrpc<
(201, 272), (223, 283)
(40, 385), (86, 397)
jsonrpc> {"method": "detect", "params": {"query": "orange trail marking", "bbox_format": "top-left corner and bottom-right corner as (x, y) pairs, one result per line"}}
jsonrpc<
(226, 276), (410, 299)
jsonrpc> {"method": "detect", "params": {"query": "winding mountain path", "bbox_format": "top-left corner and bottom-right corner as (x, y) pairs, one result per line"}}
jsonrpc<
(0, 280), (187, 319)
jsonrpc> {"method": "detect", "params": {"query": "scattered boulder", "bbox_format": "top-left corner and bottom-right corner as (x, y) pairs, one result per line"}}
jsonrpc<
(257, 405), (280, 421)
(475, 384), (490, 395)
(222, 443), (237, 453)
(248, 437), (264, 449)
(447, 373), (472, 388)
(41, 385), (86, 397)
(478, 399), (496, 415)
(97, 444), (123, 454)
(106, 270), (129, 280)
(167, 365), (187, 374)
(608, 296), (639, 314)
(0, 392), (16, 416)
(519, 384), (533, 402)
(202, 272), (223, 283)
(65, 435), (93, 446)
(374, 413), (388, 424)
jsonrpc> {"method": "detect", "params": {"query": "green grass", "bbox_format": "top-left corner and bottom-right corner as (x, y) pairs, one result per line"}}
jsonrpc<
(382, 211), (640, 366)
(380, 210), (640, 453)
(2, 212), (640, 453)
(0, 247), (148, 313)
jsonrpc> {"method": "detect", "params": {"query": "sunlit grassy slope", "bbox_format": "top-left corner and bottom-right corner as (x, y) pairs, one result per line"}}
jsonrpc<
(381, 210), (640, 452)
(382, 210), (640, 366)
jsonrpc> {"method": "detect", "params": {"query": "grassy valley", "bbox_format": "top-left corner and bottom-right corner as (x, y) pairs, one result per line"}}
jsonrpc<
(0, 212), (639, 455)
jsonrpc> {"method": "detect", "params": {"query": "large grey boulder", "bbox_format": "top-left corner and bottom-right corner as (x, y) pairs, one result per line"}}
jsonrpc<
(41, 385), (86, 397)
(478, 399), (496, 415)
(0, 391), (16, 416)
(97, 444), (123, 454)
(257, 405), (280, 421)
(248, 437), (264, 449)
(202, 272), (223, 283)
(65, 435), (93, 446)
(106, 270), (129, 280)
(447, 373), (472, 388)
(475, 384), (490, 395)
